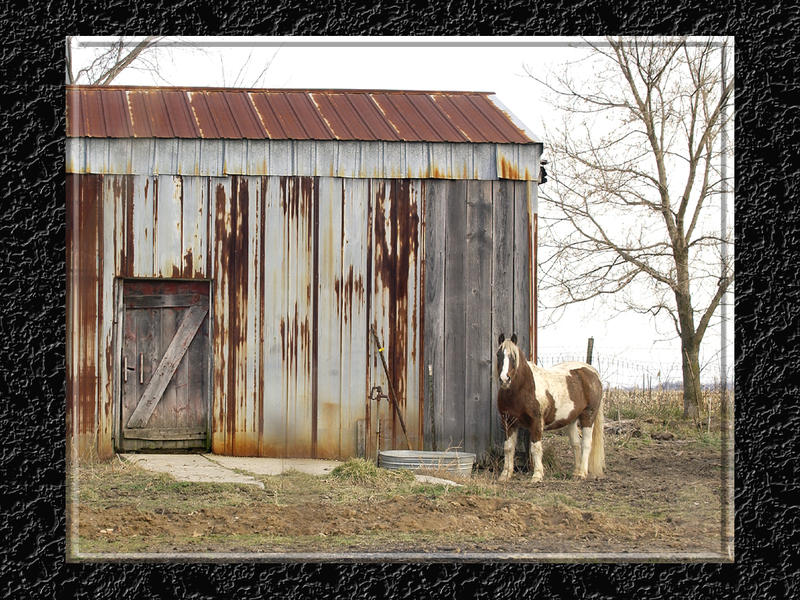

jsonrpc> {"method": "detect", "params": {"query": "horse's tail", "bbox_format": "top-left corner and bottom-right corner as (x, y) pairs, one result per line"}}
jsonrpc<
(588, 395), (605, 477)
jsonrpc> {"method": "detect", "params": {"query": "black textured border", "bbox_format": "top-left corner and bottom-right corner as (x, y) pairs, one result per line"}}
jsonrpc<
(1, 1), (796, 597)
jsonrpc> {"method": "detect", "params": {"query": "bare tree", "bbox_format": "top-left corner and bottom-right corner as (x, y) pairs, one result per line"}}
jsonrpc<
(66, 36), (163, 85)
(531, 37), (733, 420)
(66, 37), (280, 87)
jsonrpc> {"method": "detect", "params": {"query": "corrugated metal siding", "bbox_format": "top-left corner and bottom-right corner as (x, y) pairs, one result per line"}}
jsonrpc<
(66, 138), (543, 181)
(67, 172), (427, 459)
(67, 87), (538, 144)
(67, 171), (536, 460)
(202, 175), (423, 457)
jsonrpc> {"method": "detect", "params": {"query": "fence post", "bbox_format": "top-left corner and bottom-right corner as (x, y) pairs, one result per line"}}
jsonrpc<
(585, 337), (594, 365)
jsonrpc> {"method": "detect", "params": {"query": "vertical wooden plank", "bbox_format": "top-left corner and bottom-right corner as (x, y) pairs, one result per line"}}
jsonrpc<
(186, 313), (209, 438)
(174, 307), (191, 431)
(491, 180), (514, 450)
(340, 178), (369, 457)
(131, 175), (155, 277)
(211, 176), (232, 453)
(156, 175), (183, 278)
(513, 180), (532, 456)
(136, 307), (160, 428)
(422, 180), (446, 451)
(181, 176), (208, 278)
(120, 306), (138, 443)
(513, 181), (532, 358)
(261, 176), (287, 456)
(465, 180), (493, 458)
(443, 179), (467, 450)
(316, 177), (343, 458)
(158, 307), (179, 429)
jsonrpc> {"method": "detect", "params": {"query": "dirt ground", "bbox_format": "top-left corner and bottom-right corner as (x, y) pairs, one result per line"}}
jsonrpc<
(72, 425), (726, 556)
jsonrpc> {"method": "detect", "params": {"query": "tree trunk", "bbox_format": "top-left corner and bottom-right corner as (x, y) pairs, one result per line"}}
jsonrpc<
(673, 237), (702, 421)
(681, 340), (702, 420)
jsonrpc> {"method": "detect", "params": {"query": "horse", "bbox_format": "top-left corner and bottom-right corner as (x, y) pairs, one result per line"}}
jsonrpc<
(495, 333), (605, 482)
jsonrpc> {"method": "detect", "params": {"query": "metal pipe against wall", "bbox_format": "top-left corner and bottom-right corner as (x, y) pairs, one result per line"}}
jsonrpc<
(527, 189), (535, 362)
(533, 212), (538, 364)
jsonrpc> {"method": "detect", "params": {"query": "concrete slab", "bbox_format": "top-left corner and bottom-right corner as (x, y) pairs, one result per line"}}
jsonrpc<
(120, 454), (264, 488)
(203, 455), (342, 476)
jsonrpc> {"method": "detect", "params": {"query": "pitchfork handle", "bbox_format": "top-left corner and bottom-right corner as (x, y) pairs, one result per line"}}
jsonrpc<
(370, 325), (412, 451)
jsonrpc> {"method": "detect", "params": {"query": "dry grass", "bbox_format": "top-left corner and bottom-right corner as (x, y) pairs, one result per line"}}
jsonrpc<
(69, 387), (728, 555)
(605, 386), (729, 425)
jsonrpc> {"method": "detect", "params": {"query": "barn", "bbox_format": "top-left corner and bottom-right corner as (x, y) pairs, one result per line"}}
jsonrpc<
(66, 86), (543, 462)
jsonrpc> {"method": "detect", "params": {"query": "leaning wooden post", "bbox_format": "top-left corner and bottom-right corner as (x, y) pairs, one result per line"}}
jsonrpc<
(370, 325), (412, 451)
(586, 337), (594, 365)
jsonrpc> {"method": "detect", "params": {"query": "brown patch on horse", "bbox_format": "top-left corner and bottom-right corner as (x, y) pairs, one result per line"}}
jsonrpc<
(571, 367), (602, 428)
(497, 351), (543, 439)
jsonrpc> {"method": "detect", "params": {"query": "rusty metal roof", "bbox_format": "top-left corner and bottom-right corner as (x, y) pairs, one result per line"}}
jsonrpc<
(66, 86), (538, 144)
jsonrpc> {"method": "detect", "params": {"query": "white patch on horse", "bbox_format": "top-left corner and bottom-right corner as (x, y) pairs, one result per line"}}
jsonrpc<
(554, 394), (576, 422)
(538, 363), (585, 423)
(532, 364), (576, 420)
(500, 352), (510, 385)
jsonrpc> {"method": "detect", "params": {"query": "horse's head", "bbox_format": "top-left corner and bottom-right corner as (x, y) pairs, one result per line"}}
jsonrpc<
(496, 333), (521, 389)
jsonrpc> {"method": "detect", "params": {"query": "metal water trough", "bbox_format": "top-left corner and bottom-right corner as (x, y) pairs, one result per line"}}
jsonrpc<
(378, 450), (475, 477)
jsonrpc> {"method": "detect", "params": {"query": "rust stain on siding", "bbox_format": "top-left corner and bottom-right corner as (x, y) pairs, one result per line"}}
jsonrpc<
(372, 179), (420, 448)
(498, 155), (518, 180)
(67, 174), (105, 458)
(212, 181), (230, 452)
(498, 156), (533, 181)
(183, 248), (194, 276)
(71, 169), (428, 459)
(229, 177), (250, 453)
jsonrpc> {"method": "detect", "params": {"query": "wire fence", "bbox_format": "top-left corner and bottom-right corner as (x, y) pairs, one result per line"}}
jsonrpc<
(537, 351), (732, 429)
(536, 352), (730, 392)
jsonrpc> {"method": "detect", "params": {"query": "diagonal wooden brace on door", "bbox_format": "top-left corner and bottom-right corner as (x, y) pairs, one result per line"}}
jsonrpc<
(126, 303), (208, 429)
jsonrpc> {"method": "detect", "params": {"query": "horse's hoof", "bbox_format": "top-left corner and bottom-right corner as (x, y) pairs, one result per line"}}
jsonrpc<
(573, 471), (587, 480)
(498, 473), (511, 482)
(530, 473), (543, 483)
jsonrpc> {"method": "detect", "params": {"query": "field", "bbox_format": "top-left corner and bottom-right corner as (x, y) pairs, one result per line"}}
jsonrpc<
(69, 390), (731, 557)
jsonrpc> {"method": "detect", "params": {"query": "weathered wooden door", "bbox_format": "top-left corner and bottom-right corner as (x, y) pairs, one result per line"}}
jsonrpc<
(118, 281), (210, 451)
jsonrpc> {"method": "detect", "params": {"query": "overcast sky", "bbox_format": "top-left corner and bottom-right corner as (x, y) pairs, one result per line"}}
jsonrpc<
(70, 36), (734, 386)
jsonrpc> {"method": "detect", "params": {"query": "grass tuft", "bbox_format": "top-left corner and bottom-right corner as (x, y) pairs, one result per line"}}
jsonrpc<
(329, 458), (414, 486)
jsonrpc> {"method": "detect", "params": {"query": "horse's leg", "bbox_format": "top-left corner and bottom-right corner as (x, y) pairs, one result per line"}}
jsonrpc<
(567, 419), (582, 478)
(498, 425), (518, 482)
(530, 436), (544, 482)
(577, 425), (594, 479)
